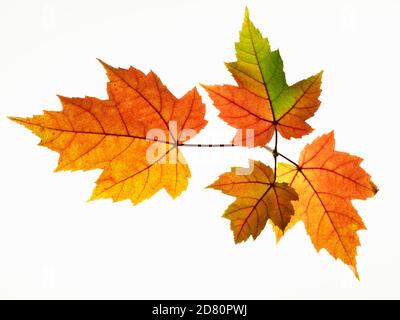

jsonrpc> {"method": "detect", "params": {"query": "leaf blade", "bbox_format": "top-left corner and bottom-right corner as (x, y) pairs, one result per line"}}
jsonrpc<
(208, 161), (298, 243)
(205, 9), (323, 145)
(277, 132), (378, 276)
(10, 62), (207, 205)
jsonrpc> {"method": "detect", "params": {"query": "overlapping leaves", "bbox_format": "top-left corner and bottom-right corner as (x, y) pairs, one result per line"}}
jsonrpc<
(9, 8), (377, 278)
(205, 9), (377, 277)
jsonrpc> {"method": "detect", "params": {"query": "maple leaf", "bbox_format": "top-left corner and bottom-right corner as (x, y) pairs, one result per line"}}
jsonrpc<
(277, 132), (378, 277)
(208, 161), (298, 243)
(202, 8), (322, 147)
(9, 61), (207, 204)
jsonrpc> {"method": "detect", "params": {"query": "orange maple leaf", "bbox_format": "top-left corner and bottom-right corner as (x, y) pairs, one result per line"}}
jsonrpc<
(202, 8), (322, 147)
(277, 132), (378, 277)
(9, 61), (207, 204)
(208, 161), (298, 243)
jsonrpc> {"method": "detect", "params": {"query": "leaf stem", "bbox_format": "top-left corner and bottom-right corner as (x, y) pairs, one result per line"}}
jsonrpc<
(179, 139), (300, 169)
(277, 152), (299, 168)
(178, 143), (236, 147)
(273, 129), (278, 182)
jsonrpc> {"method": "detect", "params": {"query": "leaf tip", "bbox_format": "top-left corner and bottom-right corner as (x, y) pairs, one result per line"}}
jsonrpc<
(325, 130), (335, 140)
(188, 86), (201, 100)
(97, 58), (113, 72)
(7, 116), (18, 122)
(96, 57), (106, 65)
(205, 179), (218, 190)
(233, 233), (245, 244)
(371, 181), (379, 195)
(244, 6), (250, 18)
(270, 220), (284, 243)
(350, 265), (360, 280)
(56, 94), (68, 103)
(199, 83), (213, 93)
(8, 116), (26, 126)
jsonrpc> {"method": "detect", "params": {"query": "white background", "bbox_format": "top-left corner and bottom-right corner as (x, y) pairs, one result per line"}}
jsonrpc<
(0, 0), (399, 299)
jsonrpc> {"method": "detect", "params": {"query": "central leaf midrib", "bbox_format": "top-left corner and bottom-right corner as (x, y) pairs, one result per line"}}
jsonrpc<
(237, 184), (273, 239)
(15, 120), (175, 145)
(246, 18), (275, 122)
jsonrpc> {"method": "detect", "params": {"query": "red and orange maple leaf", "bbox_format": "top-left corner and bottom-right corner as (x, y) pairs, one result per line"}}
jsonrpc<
(277, 132), (377, 276)
(203, 8), (322, 147)
(10, 61), (207, 204)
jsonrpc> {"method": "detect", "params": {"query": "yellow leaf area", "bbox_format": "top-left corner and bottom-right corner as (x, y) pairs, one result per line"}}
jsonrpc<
(277, 132), (378, 277)
(10, 61), (207, 204)
(203, 8), (322, 147)
(208, 161), (298, 243)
